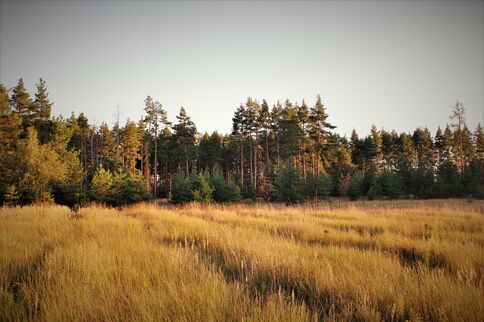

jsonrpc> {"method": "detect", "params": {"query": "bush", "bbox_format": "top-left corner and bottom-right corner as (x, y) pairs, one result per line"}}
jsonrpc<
(90, 164), (113, 204)
(411, 163), (436, 198)
(189, 171), (213, 203)
(347, 173), (363, 201)
(210, 168), (241, 203)
(3, 185), (20, 206)
(274, 162), (302, 204)
(304, 172), (332, 201)
(170, 172), (193, 204)
(368, 170), (404, 200)
(111, 171), (150, 206)
(436, 161), (463, 198)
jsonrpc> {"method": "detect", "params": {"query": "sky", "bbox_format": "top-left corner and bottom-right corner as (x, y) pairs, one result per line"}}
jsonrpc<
(0, 0), (483, 136)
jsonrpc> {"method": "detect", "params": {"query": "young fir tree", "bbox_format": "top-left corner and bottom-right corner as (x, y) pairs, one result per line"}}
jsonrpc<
(90, 164), (113, 204)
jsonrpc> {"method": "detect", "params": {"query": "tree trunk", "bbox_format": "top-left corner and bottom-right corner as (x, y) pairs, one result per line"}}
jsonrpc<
(249, 137), (253, 187)
(254, 132), (258, 188)
(154, 136), (157, 199)
(240, 140), (244, 184)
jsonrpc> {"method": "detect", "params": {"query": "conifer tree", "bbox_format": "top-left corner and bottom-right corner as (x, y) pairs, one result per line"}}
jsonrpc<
(11, 78), (35, 133)
(308, 95), (335, 174)
(34, 78), (52, 120)
(144, 96), (169, 198)
(121, 120), (141, 174)
(172, 107), (197, 177)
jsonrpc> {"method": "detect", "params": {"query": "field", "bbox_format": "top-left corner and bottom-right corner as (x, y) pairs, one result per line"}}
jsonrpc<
(1, 200), (483, 321)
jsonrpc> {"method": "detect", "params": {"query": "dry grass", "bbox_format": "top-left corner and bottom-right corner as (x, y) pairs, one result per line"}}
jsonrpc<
(1, 200), (483, 321)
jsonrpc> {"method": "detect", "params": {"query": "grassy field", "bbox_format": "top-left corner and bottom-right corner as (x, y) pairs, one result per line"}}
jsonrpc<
(1, 200), (483, 321)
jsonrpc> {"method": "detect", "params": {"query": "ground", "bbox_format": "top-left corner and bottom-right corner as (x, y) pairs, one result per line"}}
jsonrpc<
(1, 200), (483, 321)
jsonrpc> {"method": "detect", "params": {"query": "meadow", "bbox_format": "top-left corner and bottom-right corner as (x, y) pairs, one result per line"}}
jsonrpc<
(1, 200), (483, 321)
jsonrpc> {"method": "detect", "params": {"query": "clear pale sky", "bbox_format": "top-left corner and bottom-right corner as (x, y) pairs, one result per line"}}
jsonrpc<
(1, 0), (483, 136)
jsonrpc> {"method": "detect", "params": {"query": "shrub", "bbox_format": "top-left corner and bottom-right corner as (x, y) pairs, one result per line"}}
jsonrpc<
(170, 172), (193, 204)
(368, 170), (404, 200)
(210, 168), (241, 203)
(189, 171), (213, 203)
(347, 173), (363, 201)
(274, 162), (302, 204)
(304, 172), (332, 201)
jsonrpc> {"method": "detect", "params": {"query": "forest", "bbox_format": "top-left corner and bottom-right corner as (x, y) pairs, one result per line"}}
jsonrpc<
(0, 78), (482, 207)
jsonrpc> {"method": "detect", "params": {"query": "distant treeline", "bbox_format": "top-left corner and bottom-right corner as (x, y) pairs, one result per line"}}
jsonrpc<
(0, 78), (482, 206)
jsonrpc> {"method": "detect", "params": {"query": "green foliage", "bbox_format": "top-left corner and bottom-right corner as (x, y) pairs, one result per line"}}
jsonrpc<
(18, 128), (67, 204)
(90, 164), (113, 204)
(347, 173), (363, 201)
(210, 167), (241, 203)
(170, 172), (194, 204)
(189, 171), (213, 203)
(112, 171), (150, 206)
(368, 171), (404, 200)
(3, 185), (20, 206)
(274, 162), (302, 204)
(304, 172), (332, 201)
(436, 161), (463, 198)
(411, 163), (436, 198)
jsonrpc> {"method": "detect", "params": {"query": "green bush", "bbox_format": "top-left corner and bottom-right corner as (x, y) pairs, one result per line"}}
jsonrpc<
(189, 171), (213, 203)
(368, 170), (404, 200)
(274, 162), (302, 204)
(170, 172), (193, 204)
(304, 172), (332, 201)
(347, 173), (363, 201)
(209, 168), (241, 203)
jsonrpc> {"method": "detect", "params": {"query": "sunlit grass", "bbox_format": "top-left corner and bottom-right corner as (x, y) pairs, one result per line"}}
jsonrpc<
(1, 200), (483, 321)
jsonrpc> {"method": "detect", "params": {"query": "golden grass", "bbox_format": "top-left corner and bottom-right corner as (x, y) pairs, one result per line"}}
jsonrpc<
(1, 200), (483, 321)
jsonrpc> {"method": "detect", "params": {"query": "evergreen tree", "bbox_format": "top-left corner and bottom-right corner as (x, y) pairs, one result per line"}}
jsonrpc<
(189, 170), (213, 202)
(144, 96), (169, 198)
(34, 78), (52, 120)
(11, 78), (35, 133)
(274, 161), (302, 204)
(121, 120), (141, 174)
(308, 95), (335, 174)
(170, 171), (193, 204)
(90, 164), (113, 204)
(172, 107), (197, 177)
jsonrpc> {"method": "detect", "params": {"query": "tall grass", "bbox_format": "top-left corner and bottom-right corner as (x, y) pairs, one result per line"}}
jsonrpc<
(1, 200), (483, 321)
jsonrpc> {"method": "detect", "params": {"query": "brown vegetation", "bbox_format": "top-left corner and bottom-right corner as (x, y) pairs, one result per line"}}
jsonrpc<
(1, 200), (483, 321)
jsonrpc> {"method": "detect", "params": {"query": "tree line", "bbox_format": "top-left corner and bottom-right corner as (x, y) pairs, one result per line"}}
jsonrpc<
(0, 78), (482, 206)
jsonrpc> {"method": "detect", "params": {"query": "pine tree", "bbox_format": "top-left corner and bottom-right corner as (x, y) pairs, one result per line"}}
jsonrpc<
(461, 125), (475, 167)
(270, 101), (283, 168)
(172, 107), (197, 177)
(258, 99), (271, 166)
(34, 78), (52, 120)
(232, 104), (246, 183)
(11, 78), (35, 133)
(449, 101), (466, 172)
(121, 120), (141, 174)
(0, 84), (21, 147)
(144, 96), (169, 198)
(308, 95), (335, 174)
(475, 123), (483, 161)
(370, 125), (383, 171)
